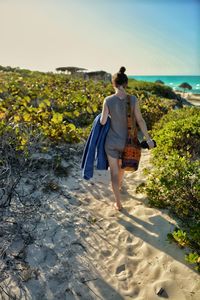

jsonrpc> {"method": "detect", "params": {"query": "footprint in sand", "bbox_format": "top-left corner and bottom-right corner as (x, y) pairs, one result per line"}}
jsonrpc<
(118, 232), (130, 243)
(126, 245), (136, 257)
(126, 235), (133, 243)
(118, 232), (142, 252)
(116, 264), (126, 274)
(100, 249), (112, 257)
(106, 222), (118, 231)
(115, 264), (133, 281)
(121, 283), (140, 298)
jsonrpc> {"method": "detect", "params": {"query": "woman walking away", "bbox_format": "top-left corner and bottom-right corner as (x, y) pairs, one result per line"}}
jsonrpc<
(100, 66), (155, 211)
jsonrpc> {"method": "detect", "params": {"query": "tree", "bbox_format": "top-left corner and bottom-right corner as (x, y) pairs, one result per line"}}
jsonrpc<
(55, 66), (87, 74)
(155, 80), (164, 84)
(178, 82), (192, 95)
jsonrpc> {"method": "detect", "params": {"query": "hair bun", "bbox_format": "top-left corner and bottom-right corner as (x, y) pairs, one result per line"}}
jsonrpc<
(119, 66), (126, 74)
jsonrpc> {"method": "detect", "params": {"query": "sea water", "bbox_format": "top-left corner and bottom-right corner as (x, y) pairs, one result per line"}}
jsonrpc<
(128, 75), (200, 94)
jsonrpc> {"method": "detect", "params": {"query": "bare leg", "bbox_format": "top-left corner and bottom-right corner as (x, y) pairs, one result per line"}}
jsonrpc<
(118, 159), (125, 190)
(107, 155), (122, 210)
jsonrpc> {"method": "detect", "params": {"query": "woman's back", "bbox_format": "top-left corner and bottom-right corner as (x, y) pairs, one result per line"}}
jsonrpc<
(99, 66), (154, 210)
(105, 94), (136, 151)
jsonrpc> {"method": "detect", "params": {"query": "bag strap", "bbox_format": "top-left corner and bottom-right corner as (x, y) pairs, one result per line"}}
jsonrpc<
(126, 95), (136, 138)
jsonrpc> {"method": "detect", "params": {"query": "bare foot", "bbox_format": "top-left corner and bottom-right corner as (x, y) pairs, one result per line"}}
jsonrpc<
(113, 202), (123, 211)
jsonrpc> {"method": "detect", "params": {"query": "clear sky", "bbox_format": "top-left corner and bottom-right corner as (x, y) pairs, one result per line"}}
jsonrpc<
(0, 0), (199, 75)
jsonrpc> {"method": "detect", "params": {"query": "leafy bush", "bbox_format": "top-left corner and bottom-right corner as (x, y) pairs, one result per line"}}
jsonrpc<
(141, 156), (200, 219)
(151, 107), (200, 161)
(128, 78), (179, 99)
(185, 252), (200, 272)
(145, 107), (200, 220)
(1, 66), (199, 271)
(137, 106), (200, 270)
(0, 70), (113, 147)
(167, 228), (189, 248)
(135, 91), (178, 129)
(168, 227), (200, 272)
(0, 68), (177, 149)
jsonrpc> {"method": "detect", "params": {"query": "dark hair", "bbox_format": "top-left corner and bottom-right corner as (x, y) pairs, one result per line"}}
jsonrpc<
(112, 66), (128, 87)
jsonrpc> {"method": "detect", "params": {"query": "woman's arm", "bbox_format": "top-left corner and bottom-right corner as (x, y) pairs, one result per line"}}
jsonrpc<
(133, 98), (154, 148)
(100, 99), (109, 125)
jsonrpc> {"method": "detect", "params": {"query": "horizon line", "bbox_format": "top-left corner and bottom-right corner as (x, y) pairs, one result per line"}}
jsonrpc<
(128, 74), (200, 76)
(1, 65), (200, 77)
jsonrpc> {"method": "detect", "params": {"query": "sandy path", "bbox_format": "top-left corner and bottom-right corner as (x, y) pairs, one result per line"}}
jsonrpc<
(2, 149), (199, 300)
(62, 149), (200, 300)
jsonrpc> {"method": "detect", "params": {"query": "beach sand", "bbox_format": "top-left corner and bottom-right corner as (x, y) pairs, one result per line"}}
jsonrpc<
(175, 92), (200, 106)
(58, 149), (200, 300)
(187, 94), (200, 106)
(1, 146), (199, 299)
(78, 151), (200, 299)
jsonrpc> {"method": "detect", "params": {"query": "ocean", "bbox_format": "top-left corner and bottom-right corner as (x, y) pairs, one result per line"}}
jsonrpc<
(128, 75), (200, 94)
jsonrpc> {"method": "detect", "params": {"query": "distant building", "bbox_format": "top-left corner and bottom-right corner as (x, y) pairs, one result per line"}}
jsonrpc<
(55, 66), (87, 75)
(55, 66), (111, 83)
(83, 70), (111, 83)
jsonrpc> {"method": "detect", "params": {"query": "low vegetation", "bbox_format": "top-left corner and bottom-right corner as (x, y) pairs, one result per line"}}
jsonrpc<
(0, 66), (199, 271)
(137, 107), (200, 271)
(0, 67), (179, 150)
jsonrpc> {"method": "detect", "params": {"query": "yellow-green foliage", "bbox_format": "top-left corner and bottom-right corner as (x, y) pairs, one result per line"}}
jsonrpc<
(0, 70), (113, 148)
(1, 67), (199, 270)
(128, 78), (179, 99)
(0, 69), (177, 150)
(185, 252), (200, 272)
(138, 107), (200, 270)
(145, 107), (200, 219)
(135, 91), (178, 129)
(168, 227), (200, 272)
(168, 229), (189, 248)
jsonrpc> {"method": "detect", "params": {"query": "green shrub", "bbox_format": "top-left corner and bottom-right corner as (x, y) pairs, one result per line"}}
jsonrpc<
(142, 155), (200, 219)
(167, 228), (189, 248)
(185, 252), (200, 272)
(0, 70), (112, 146)
(138, 107), (200, 271)
(167, 227), (200, 272)
(0, 69), (176, 149)
(144, 107), (200, 219)
(151, 107), (200, 162)
(137, 92), (178, 129)
(128, 78), (179, 99)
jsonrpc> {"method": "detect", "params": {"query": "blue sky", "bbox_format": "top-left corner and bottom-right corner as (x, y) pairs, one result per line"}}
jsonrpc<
(0, 0), (199, 75)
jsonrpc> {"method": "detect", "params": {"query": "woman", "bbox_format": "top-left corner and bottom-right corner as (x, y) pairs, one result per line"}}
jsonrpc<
(100, 66), (154, 211)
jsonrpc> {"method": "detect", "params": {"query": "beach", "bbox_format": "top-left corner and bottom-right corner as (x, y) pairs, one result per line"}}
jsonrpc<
(186, 94), (200, 106)
(0, 72), (199, 299)
(1, 0), (200, 297)
(2, 147), (199, 300)
(73, 150), (200, 300)
(129, 76), (200, 96)
(174, 92), (200, 106)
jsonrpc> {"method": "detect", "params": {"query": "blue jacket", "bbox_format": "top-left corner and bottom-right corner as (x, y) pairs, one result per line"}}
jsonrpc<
(81, 114), (111, 180)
